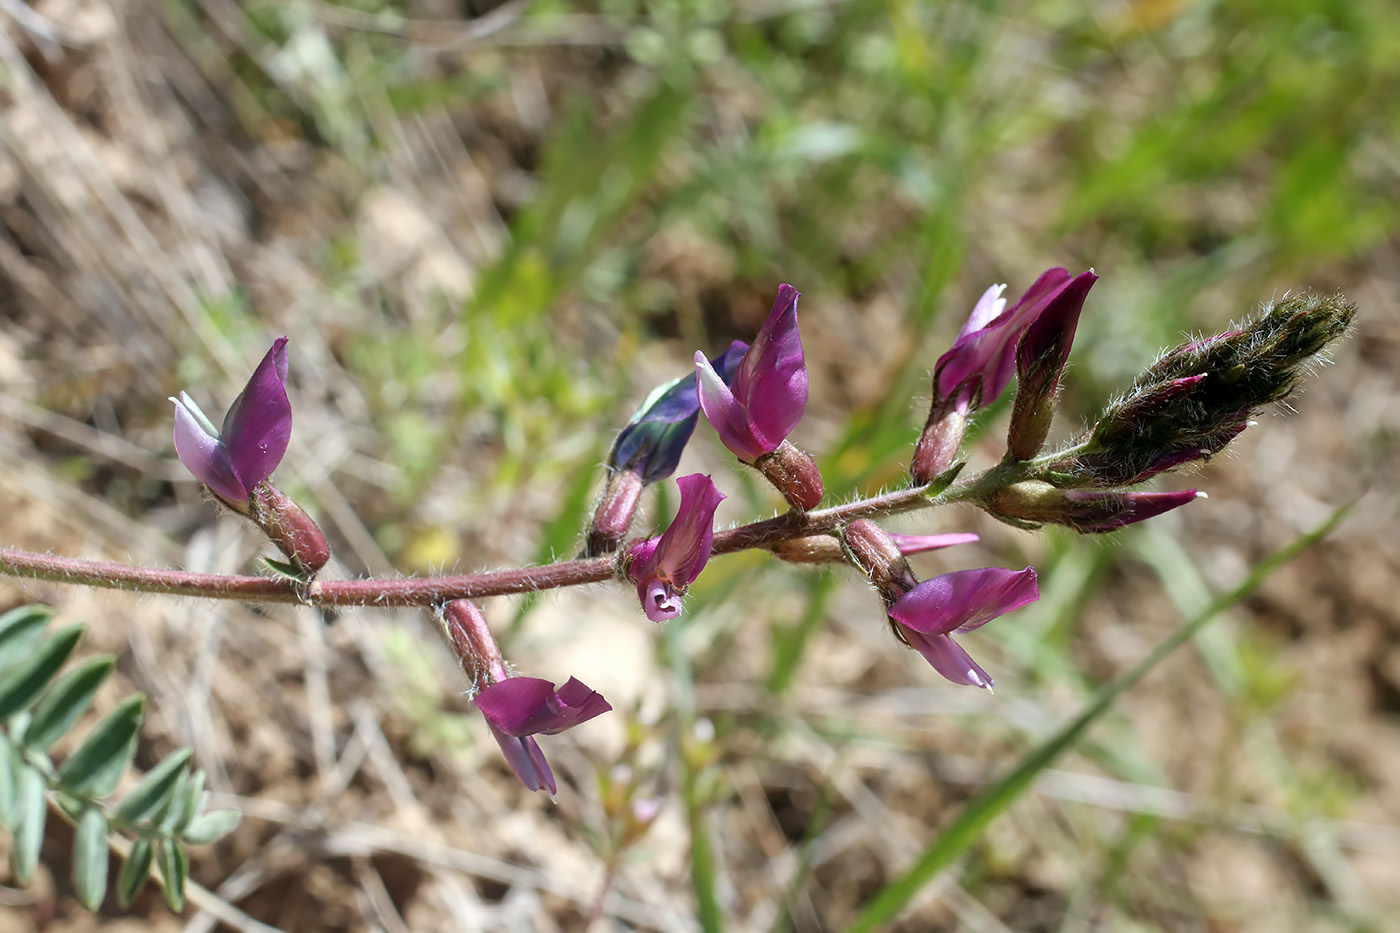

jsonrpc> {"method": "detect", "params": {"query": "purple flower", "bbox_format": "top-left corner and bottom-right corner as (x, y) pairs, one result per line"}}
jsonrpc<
(887, 566), (1039, 690)
(172, 338), (292, 509)
(627, 473), (725, 621)
(936, 269), (1083, 406)
(696, 285), (808, 462)
(475, 677), (612, 795)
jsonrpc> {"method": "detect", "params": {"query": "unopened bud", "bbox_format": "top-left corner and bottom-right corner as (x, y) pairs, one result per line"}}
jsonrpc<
(841, 519), (918, 605)
(987, 480), (1202, 533)
(586, 469), (645, 556)
(250, 483), (330, 576)
(770, 535), (843, 564)
(910, 396), (969, 485)
(754, 440), (824, 512)
(1007, 271), (1096, 461)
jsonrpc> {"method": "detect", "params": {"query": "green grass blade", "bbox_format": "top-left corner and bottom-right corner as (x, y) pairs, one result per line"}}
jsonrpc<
(73, 806), (110, 910)
(0, 624), (84, 721)
(845, 501), (1353, 932)
(0, 735), (15, 827)
(58, 694), (145, 797)
(23, 654), (117, 752)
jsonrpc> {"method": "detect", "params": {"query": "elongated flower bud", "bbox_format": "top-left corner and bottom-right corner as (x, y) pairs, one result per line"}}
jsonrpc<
(1007, 270), (1097, 461)
(987, 480), (1202, 533)
(250, 483), (330, 576)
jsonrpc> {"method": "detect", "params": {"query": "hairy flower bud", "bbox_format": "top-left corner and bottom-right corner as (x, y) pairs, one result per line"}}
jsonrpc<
(987, 481), (1202, 533)
(841, 519), (919, 606)
(753, 440), (825, 512)
(250, 483), (330, 576)
(1053, 293), (1354, 488)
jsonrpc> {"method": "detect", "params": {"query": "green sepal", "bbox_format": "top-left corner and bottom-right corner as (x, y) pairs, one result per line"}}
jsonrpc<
(0, 624), (84, 721)
(11, 764), (46, 886)
(180, 808), (241, 845)
(58, 694), (145, 797)
(0, 606), (52, 672)
(23, 655), (117, 751)
(155, 838), (188, 912)
(117, 838), (154, 908)
(921, 461), (966, 498)
(73, 806), (110, 910)
(116, 748), (192, 827)
(261, 557), (310, 583)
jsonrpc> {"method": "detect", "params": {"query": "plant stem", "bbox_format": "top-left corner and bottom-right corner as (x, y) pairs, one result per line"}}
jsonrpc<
(0, 461), (1024, 608)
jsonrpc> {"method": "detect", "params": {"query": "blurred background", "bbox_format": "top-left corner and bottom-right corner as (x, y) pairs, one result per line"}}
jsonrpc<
(0, 0), (1397, 929)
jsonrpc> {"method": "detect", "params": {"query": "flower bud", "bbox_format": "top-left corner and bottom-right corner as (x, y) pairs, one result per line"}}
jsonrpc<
(1006, 270), (1097, 460)
(250, 483), (330, 576)
(585, 469), (645, 557)
(987, 480), (1202, 533)
(910, 396), (970, 485)
(753, 440), (824, 512)
(841, 519), (918, 606)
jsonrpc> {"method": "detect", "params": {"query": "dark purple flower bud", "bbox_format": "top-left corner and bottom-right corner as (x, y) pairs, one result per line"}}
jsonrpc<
(913, 270), (1083, 482)
(613, 343), (748, 483)
(696, 285), (808, 463)
(934, 269), (1075, 405)
(589, 344), (746, 556)
(1007, 270), (1098, 460)
(172, 338), (292, 511)
(887, 566), (1039, 690)
(988, 481), (1203, 533)
(626, 473), (725, 621)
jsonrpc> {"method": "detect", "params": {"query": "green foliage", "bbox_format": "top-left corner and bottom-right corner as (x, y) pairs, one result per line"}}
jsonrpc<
(0, 604), (241, 913)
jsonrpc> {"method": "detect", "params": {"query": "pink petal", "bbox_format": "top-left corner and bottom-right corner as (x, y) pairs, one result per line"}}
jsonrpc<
(172, 393), (247, 503)
(696, 351), (767, 461)
(888, 566), (1039, 636)
(900, 628), (995, 690)
(475, 676), (612, 736)
(887, 532), (980, 555)
(486, 721), (557, 794)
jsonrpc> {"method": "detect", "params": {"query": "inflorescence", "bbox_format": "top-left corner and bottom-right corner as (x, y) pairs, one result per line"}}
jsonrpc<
(1, 274), (1355, 794)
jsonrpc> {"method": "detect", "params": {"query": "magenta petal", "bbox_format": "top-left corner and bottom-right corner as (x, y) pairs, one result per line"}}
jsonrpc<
(888, 566), (1039, 636)
(900, 627), (995, 690)
(1066, 489), (1202, 532)
(696, 351), (767, 461)
(476, 676), (612, 736)
(955, 284), (1008, 340)
(639, 578), (682, 622)
(221, 337), (292, 490)
(172, 394), (247, 503)
(740, 285), (808, 449)
(936, 268), (1075, 400)
(486, 721), (557, 794)
(887, 532), (980, 555)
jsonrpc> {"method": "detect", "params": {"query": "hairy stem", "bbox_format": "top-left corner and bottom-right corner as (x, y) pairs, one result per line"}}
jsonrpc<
(0, 462), (1023, 608)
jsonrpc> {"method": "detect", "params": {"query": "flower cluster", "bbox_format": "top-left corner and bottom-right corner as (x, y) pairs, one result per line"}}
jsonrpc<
(161, 276), (1352, 789)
